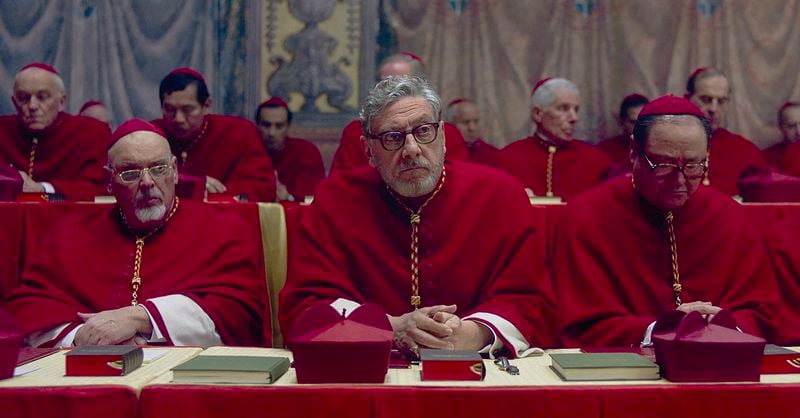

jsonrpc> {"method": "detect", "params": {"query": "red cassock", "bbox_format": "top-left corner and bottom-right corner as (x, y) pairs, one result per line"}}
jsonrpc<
(597, 134), (632, 170)
(554, 176), (778, 347)
(0, 113), (109, 200)
(279, 160), (556, 351)
(774, 142), (800, 177)
(2, 201), (266, 346)
(329, 120), (469, 173)
(706, 128), (767, 196)
(467, 139), (501, 167)
(151, 115), (276, 202)
(765, 210), (800, 345)
(271, 137), (325, 200)
(762, 141), (789, 170)
(497, 136), (614, 201)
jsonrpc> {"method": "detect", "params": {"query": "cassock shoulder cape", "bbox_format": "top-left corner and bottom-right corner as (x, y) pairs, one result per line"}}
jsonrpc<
(3, 201), (266, 346)
(272, 137), (325, 200)
(497, 136), (614, 201)
(0, 113), (109, 200)
(152, 114), (276, 202)
(554, 175), (778, 347)
(280, 160), (556, 350)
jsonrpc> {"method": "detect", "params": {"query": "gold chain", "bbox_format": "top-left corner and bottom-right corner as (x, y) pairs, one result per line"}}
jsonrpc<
(545, 145), (556, 197)
(27, 137), (38, 177)
(386, 167), (447, 308)
(179, 120), (209, 165)
(119, 197), (181, 306)
(664, 211), (683, 306)
(702, 151), (711, 186)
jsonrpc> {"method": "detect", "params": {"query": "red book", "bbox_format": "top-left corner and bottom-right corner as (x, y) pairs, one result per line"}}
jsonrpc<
(420, 349), (485, 381)
(761, 344), (800, 374)
(65, 346), (143, 376)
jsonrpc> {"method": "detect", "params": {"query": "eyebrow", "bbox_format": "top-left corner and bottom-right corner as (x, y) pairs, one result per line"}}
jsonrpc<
(379, 117), (435, 132)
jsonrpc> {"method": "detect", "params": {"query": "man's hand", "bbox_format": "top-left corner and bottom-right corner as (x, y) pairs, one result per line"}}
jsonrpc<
(205, 175), (227, 194)
(74, 305), (153, 346)
(18, 170), (44, 193)
(389, 305), (458, 353)
(676, 301), (722, 317)
(431, 310), (493, 351)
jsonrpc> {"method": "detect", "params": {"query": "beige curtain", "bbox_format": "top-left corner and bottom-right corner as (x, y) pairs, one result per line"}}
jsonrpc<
(385, 0), (800, 149)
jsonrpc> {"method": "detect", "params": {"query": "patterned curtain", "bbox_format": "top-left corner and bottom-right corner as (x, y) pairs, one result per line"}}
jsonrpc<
(0, 0), (249, 125)
(383, 0), (800, 149)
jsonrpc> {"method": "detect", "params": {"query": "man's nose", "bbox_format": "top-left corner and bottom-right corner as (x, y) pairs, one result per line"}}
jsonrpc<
(401, 132), (422, 157)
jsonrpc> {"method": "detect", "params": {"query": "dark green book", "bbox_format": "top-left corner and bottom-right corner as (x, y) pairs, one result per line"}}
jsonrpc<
(550, 353), (660, 381)
(171, 355), (290, 384)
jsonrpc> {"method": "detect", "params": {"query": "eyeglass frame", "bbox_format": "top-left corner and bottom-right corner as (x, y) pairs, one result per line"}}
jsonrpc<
(113, 164), (174, 184)
(640, 152), (708, 179)
(366, 122), (441, 151)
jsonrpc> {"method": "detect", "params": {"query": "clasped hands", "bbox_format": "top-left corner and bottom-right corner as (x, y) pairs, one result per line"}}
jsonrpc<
(73, 305), (153, 346)
(676, 300), (722, 320)
(388, 304), (491, 357)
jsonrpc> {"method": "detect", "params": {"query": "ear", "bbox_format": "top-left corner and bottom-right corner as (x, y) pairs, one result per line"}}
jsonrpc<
(171, 156), (179, 184)
(531, 106), (543, 124)
(440, 121), (447, 154)
(628, 134), (637, 165)
(103, 166), (113, 193)
(202, 97), (212, 114)
(57, 94), (67, 112)
(362, 135), (377, 167)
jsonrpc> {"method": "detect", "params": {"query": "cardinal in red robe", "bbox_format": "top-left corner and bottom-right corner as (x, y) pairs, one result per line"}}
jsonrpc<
(685, 67), (767, 195)
(497, 78), (614, 200)
(152, 68), (276, 202)
(281, 76), (555, 356)
(1, 62), (109, 200)
(3, 120), (266, 347)
(255, 97), (325, 201)
(555, 95), (777, 347)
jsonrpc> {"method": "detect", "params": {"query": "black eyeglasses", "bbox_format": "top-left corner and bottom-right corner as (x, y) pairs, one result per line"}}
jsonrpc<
(641, 153), (708, 179)
(367, 122), (440, 151)
(115, 164), (172, 183)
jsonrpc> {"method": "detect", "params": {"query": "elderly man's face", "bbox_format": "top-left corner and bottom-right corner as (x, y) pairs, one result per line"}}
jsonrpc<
(689, 75), (729, 131)
(452, 101), (482, 144)
(12, 68), (66, 132)
(108, 133), (178, 230)
(257, 106), (290, 153)
(363, 96), (445, 197)
(533, 88), (579, 141)
(161, 84), (210, 141)
(632, 117), (708, 210)
(780, 105), (800, 143)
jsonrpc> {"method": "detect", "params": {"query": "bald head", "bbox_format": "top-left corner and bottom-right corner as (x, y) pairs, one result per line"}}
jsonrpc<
(12, 67), (67, 132)
(378, 53), (425, 80)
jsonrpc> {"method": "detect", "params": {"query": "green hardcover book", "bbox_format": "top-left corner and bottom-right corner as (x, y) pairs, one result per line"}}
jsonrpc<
(550, 353), (660, 381)
(171, 355), (290, 384)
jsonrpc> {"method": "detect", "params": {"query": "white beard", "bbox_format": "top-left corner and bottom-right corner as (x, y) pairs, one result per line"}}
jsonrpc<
(134, 188), (167, 223)
(378, 156), (444, 197)
(135, 203), (166, 223)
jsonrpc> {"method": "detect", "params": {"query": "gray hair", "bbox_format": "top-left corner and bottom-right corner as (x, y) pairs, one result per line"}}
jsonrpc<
(360, 75), (442, 135)
(530, 78), (579, 111)
(15, 67), (66, 96)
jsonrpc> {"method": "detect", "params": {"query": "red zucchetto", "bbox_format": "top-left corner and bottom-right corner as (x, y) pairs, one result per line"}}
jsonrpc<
(638, 94), (705, 119)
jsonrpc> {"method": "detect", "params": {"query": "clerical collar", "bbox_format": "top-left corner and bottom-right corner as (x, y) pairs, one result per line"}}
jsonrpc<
(534, 131), (569, 149)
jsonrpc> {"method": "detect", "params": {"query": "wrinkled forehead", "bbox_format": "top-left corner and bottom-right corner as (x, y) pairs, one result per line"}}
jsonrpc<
(371, 96), (435, 131)
(108, 132), (172, 166)
(693, 75), (730, 97)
